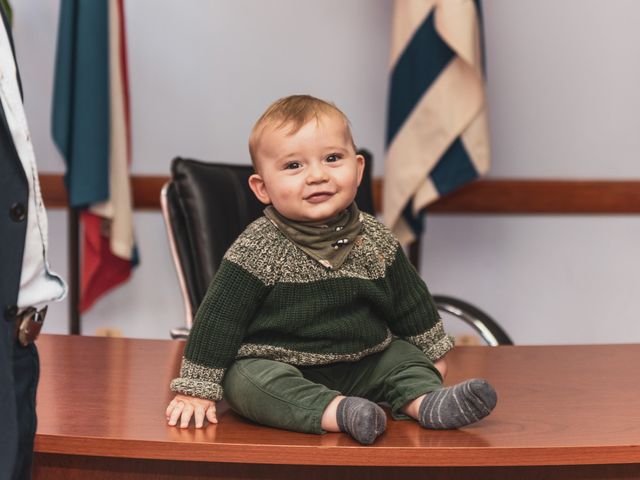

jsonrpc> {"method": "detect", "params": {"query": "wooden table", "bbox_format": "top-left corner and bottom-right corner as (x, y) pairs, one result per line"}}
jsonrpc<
(33, 334), (640, 479)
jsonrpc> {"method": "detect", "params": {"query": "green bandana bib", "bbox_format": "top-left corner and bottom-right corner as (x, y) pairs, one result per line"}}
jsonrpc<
(264, 203), (363, 270)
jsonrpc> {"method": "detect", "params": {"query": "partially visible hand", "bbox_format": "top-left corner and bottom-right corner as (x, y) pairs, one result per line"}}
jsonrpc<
(166, 394), (217, 428)
(434, 357), (448, 379)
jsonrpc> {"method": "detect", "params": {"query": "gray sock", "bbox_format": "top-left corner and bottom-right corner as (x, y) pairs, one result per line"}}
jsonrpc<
(336, 397), (387, 445)
(419, 378), (497, 429)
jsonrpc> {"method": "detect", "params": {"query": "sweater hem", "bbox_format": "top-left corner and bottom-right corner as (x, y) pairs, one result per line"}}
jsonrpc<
(236, 330), (393, 366)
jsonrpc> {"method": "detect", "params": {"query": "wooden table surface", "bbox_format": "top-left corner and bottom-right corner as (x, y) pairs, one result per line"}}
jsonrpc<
(33, 334), (640, 478)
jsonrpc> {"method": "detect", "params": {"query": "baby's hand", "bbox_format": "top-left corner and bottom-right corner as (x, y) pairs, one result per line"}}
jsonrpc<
(166, 394), (217, 428)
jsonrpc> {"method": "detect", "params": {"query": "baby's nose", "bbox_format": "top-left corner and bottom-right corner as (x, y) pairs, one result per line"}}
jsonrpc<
(306, 163), (329, 182)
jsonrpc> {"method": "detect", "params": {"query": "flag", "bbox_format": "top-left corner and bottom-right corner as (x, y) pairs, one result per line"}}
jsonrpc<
(52, 0), (137, 313)
(384, 0), (490, 245)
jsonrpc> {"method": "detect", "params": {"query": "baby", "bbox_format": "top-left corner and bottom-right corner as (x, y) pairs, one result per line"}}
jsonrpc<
(166, 95), (497, 444)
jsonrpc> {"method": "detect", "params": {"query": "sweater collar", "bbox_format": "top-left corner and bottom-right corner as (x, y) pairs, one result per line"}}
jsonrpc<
(264, 203), (363, 270)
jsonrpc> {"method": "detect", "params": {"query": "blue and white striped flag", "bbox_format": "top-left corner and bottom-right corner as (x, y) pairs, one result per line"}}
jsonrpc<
(384, 0), (490, 245)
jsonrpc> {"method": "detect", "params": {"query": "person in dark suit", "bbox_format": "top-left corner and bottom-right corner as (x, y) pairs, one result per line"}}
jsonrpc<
(1, 5), (66, 479)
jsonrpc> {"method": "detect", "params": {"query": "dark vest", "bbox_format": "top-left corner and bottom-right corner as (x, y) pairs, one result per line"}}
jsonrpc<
(0, 5), (29, 325)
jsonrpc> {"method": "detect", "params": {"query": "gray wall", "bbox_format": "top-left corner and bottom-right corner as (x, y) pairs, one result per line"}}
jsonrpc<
(12, 0), (640, 343)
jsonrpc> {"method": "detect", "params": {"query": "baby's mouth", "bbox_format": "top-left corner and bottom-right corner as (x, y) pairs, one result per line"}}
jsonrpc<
(305, 192), (334, 203)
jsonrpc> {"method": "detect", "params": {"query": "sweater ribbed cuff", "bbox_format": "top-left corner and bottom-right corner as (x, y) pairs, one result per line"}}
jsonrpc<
(170, 358), (225, 401)
(404, 320), (455, 361)
(170, 378), (223, 401)
(421, 334), (455, 361)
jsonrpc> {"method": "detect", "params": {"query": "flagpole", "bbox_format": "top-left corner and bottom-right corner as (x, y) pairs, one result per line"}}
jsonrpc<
(68, 207), (81, 334)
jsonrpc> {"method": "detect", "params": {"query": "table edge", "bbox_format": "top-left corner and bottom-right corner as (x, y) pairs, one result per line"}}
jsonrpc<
(34, 434), (640, 467)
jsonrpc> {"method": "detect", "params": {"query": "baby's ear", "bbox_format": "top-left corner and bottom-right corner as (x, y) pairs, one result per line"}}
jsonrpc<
(248, 173), (271, 205)
(355, 154), (365, 187)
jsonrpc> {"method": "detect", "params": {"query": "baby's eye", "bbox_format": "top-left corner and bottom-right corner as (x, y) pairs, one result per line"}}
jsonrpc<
(285, 162), (301, 170)
(326, 154), (341, 163)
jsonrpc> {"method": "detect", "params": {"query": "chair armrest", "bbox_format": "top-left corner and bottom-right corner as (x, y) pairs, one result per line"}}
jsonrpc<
(433, 295), (513, 346)
(170, 326), (190, 340)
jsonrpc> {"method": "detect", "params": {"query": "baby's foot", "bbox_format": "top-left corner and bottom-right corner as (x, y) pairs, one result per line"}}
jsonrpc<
(336, 397), (387, 445)
(419, 379), (497, 429)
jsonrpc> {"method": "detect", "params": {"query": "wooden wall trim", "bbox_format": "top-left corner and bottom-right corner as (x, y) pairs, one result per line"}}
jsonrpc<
(425, 179), (640, 214)
(39, 174), (640, 214)
(40, 174), (168, 210)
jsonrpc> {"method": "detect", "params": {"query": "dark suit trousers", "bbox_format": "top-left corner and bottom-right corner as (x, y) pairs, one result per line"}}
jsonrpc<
(0, 327), (39, 480)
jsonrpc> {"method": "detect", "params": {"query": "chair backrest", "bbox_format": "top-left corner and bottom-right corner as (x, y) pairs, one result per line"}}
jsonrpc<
(162, 158), (263, 324)
(162, 150), (375, 326)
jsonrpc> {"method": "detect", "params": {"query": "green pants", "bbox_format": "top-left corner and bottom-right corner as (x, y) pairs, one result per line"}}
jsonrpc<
(222, 339), (443, 434)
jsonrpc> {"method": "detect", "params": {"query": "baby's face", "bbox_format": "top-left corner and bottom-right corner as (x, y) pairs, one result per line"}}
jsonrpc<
(249, 113), (364, 222)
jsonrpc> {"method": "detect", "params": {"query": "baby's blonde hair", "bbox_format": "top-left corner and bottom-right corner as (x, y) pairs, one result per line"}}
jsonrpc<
(248, 95), (356, 168)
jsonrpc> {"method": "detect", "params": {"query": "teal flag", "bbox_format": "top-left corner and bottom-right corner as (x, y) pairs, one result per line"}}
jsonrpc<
(52, 0), (110, 208)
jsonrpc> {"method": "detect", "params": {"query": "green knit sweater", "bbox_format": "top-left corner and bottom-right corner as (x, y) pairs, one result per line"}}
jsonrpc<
(170, 213), (454, 401)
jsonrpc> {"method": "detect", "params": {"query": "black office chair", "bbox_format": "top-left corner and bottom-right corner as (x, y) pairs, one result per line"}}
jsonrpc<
(161, 154), (513, 345)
